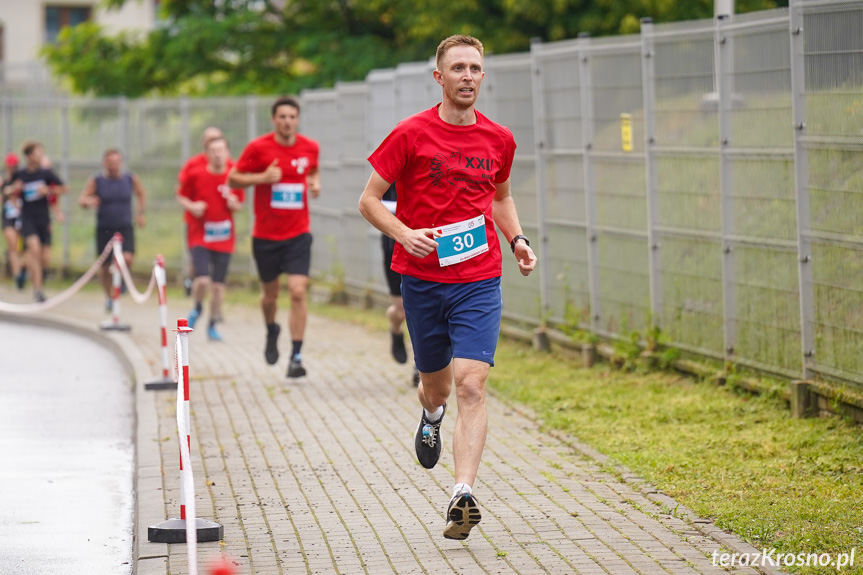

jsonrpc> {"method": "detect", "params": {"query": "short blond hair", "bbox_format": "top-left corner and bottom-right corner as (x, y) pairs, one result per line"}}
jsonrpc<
(435, 35), (484, 71)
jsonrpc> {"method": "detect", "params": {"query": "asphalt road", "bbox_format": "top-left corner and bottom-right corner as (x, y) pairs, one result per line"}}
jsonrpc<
(0, 321), (134, 575)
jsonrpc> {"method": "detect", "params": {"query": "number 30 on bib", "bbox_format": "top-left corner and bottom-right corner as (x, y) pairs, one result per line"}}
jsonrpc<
(435, 215), (489, 267)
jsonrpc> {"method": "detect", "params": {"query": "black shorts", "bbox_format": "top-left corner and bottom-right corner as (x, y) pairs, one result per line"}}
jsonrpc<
(20, 216), (51, 246)
(97, 226), (135, 265)
(252, 233), (312, 283)
(2, 215), (21, 231)
(381, 234), (402, 297)
(190, 246), (232, 283)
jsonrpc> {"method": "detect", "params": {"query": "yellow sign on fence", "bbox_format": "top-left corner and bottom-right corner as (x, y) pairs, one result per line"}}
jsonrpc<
(620, 113), (632, 152)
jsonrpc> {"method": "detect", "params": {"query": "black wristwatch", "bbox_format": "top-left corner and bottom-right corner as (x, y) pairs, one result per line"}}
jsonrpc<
(510, 234), (530, 253)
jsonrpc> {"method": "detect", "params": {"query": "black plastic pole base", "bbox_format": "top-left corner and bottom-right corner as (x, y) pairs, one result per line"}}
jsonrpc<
(99, 320), (132, 332)
(143, 376), (176, 391)
(148, 517), (223, 543)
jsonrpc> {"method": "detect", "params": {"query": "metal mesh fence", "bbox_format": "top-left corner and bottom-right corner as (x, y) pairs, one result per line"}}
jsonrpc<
(1, 0), (861, 388)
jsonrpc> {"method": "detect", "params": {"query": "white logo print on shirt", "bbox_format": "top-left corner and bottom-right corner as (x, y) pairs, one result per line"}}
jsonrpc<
(291, 157), (310, 175)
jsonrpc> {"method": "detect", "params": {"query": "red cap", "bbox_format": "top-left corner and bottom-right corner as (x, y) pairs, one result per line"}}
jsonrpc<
(4, 153), (18, 167)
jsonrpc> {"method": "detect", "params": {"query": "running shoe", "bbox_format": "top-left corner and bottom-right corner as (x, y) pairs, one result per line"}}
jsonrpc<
(412, 366), (420, 387)
(265, 323), (280, 365)
(34, 290), (46, 303)
(105, 297), (113, 312)
(187, 308), (201, 329)
(287, 354), (306, 378)
(15, 268), (26, 290)
(207, 325), (223, 342)
(414, 404), (446, 469)
(443, 492), (482, 540)
(391, 331), (407, 364)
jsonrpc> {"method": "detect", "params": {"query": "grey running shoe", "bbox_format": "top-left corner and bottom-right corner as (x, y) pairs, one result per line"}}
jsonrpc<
(287, 354), (306, 378)
(34, 290), (46, 303)
(443, 492), (482, 540)
(265, 323), (280, 365)
(414, 404), (446, 469)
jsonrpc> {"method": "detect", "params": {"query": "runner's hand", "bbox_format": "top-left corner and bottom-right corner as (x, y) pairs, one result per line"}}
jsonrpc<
(191, 200), (207, 218)
(262, 159), (282, 184)
(400, 228), (441, 258)
(515, 243), (537, 276)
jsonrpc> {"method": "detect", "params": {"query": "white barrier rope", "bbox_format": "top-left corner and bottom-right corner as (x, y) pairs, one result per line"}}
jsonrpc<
(112, 239), (156, 304)
(175, 326), (198, 575)
(0, 239), (115, 314)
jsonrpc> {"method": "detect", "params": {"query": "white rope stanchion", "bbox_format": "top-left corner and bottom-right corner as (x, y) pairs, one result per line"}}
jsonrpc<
(0, 240), (114, 314)
(112, 236), (156, 304)
(148, 318), (223, 546)
(144, 255), (176, 390)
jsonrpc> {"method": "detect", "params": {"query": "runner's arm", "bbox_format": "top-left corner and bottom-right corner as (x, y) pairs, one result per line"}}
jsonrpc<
(77, 178), (98, 208)
(307, 167), (321, 199)
(132, 174), (147, 227)
(227, 159), (281, 188)
(358, 170), (439, 258)
(493, 177), (537, 276)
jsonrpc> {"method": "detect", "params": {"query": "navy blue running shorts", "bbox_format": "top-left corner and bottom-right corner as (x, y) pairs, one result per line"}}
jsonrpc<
(401, 275), (503, 373)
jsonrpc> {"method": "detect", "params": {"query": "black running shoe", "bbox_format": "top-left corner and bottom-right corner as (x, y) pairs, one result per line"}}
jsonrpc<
(414, 404), (446, 469)
(265, 323), (280, 365)
(443, 492), (482, 540)
(412, 366), (420, 387)
(287, 354), (306, 378)
(15, 269), (26, 290)
(391, 331), (407, 364)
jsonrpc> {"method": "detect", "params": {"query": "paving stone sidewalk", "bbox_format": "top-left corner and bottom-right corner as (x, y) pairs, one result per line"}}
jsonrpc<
(1, 285), (777, 575)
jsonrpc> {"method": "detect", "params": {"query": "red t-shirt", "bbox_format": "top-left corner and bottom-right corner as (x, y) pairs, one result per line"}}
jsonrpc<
(178, 154), (207, 226)
(179, 165), (245, 253)
(235, 133), (319, 241)
(368, 105), (516, 283)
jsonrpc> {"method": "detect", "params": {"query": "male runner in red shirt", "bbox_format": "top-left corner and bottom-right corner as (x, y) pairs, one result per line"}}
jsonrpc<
(228, 96), (321, 378)
(178, 137), (244, 341)
(359, 35), (537, 540)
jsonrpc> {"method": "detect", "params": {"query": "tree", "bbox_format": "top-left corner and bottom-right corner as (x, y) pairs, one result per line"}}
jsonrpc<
(43, 0), (788, 97)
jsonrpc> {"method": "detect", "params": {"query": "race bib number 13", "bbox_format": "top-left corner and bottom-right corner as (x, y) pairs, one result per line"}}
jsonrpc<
(436, 215), (489, 267)
(271, 183), (304, 210)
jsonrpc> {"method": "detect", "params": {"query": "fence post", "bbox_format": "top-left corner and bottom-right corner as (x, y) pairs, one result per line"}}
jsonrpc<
(577, 33), (602, 334)
(529, 37), (551, 325)
(716, 14), (738, 366)
(246, 95), (258, 283)
(145, 255), (176, 390)
(789, 0), (815, 379)
(640, 19), (662, 333)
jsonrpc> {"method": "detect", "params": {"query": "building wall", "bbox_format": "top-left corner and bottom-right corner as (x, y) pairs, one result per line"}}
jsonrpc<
(0, 0), (156, 69)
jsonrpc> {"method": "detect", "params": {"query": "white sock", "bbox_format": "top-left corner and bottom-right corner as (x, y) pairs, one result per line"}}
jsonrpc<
(452, 483), (472, 498)
(424, 405), (444, 422)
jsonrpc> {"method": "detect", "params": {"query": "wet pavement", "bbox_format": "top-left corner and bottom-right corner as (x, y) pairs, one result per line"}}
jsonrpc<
(0, 319), (134, 575)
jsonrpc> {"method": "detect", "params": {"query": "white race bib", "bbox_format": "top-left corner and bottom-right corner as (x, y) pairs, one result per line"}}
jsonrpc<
(435, 215), (489, 267)
(23, 180), (45, 202)
(271, 183), (304, 210)
(204, 220), (232, 243)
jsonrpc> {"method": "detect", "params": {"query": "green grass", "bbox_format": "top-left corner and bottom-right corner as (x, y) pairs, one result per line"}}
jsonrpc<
(487, 339), (863, 575)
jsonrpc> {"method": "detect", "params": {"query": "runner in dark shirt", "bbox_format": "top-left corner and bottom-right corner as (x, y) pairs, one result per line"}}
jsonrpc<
(7, 142), (67, 302)
(78, 148), (147, 310)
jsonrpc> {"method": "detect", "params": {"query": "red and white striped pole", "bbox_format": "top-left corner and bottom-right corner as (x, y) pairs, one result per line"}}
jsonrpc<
(176, 317), (193, 522)
(100, 233), (131, 332)
(148, 317), (223, 544)
(144, 255), (175, 390)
